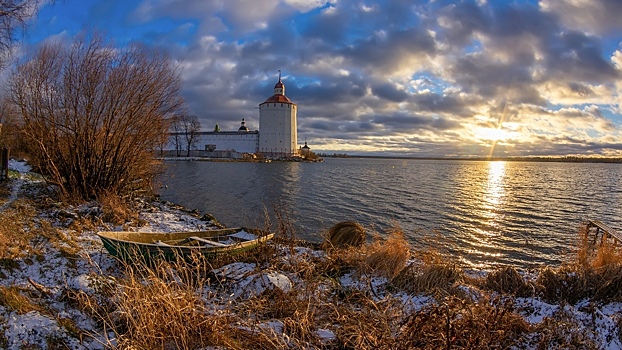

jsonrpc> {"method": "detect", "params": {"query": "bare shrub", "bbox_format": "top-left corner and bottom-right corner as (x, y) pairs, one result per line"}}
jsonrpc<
(9, 32), (183, 201)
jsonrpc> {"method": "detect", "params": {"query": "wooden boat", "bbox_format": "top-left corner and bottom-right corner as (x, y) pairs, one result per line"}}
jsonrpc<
(97, 227), (274, 263)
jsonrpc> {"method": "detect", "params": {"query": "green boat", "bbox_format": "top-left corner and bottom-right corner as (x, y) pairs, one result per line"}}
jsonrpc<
(97, 227), (274, 263)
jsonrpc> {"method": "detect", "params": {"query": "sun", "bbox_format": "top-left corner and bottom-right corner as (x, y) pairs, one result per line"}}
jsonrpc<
(476, 127), (512, 142)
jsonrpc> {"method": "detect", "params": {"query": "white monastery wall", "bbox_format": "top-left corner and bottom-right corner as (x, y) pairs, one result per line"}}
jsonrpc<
(258, 103), (297, 156)
(165, 73), (299, 158)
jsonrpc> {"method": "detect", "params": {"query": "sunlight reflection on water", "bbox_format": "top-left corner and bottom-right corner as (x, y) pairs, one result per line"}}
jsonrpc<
(159, 158), (622, 269)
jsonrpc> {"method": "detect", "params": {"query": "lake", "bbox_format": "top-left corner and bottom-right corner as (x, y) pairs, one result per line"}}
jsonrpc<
(157, 158), (622, 269)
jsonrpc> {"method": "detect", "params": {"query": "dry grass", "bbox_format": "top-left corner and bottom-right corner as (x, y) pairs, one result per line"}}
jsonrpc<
(396, 296), (531, 349)
(329, 293), (400, 348)
(322, 221), (366, 249)
(392, 262), (464, 298)
(363, 227), (410, 279)
(591, 243), (622, 269)
(532, 308), (600, 349)
(535, 223), (622, 304)
(98, 191), (140, 226)
(5, 193), (620, 349)
(0, 198), (39, 260)
(73, 259), (244, 349)
(0, 286), (43, 314)
(482, 266), (534, 297)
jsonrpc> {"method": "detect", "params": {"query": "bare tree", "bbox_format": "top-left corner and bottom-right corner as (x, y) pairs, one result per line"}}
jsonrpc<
(180, 114), (201, 157)
(0, 97), (19, 147)
(9, 33), (184, 200)
(169, 115), (183, 157)
(0, 0), (42, 69)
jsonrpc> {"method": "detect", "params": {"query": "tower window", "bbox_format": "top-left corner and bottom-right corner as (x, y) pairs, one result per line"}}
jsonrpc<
(274, 103), (276, 107)
(281, 104), (283, 107)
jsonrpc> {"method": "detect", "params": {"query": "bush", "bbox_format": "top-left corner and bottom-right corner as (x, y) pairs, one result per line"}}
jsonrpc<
(9, 32), (184, 201)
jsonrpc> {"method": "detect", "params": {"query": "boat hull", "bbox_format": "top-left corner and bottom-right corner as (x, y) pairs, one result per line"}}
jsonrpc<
(97, 228), (274, 263)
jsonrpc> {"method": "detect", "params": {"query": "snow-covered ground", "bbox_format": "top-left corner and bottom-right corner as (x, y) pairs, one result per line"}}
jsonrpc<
(1, 160), (621, 349)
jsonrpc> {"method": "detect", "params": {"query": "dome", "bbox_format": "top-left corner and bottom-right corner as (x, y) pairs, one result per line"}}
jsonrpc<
(238, 118), (249, 132)
(263, 94), (292, 104)
(274, 80), (284, 89)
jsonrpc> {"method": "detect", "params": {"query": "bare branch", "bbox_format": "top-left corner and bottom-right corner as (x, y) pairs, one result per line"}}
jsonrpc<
(9, 32), (185, 200)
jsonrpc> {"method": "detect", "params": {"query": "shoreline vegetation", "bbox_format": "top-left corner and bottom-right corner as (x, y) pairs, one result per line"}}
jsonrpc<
(158, 154), (622, 164)
(321, 154), (622, 163)
(1, 162), (622, 349)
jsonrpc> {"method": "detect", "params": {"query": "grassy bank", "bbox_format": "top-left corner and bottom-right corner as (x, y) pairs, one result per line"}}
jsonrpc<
(0, 169), (621, 349)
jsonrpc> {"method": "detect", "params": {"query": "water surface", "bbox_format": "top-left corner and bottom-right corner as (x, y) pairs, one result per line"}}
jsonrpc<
(158, 158), (622, 268)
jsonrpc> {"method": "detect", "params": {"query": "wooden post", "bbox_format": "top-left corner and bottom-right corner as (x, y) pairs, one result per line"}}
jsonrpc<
(0, 148), (8, 181)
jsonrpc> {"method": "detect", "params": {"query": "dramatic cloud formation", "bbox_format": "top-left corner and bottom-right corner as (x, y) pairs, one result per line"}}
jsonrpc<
(25, 0), (622, 157)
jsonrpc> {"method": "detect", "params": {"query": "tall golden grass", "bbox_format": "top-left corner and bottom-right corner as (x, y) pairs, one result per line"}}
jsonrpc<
(5, 192), (622, 350)
(0, 198), (39, 260)
(482, 266), (534, 297)
(536, 222), (622, 304)
(396, 296), (530, 349)
(69, 221), (619, 349)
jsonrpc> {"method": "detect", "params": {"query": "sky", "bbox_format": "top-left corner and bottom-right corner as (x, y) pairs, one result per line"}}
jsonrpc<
(18, 0), (622, 157)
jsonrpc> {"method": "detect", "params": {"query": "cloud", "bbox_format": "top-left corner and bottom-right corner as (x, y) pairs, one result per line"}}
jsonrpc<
(283, 0), (331, 13)
(541, 0), (622, 36)
(39, 0), (620, 157)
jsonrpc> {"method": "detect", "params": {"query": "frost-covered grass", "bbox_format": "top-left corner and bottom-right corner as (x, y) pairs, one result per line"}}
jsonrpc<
(1, 161), (622, 349)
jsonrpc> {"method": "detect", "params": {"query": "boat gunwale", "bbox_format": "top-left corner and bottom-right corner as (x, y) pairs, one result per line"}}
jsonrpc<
(96, 227), (274, 252)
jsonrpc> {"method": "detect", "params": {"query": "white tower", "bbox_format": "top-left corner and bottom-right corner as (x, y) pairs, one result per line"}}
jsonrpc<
(258, 71), (298, 158)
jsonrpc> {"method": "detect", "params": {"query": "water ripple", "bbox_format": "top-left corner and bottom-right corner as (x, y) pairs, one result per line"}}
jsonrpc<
(159, 159), (622, 268)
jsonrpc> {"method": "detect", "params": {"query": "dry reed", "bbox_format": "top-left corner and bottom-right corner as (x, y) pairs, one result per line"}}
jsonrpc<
(536, 223), (622, 304)
(483, 266), (534, 297)
(396, 296), (530, 349)
(392, 262), (464, 297)
(322, 221), (366, 249)
(0, 286), (43, 314)
(364, 227), (410, 279)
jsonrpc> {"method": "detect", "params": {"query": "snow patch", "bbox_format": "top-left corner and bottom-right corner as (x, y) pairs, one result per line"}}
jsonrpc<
(7, 159), (31, 173)
(515, 297), (559, 324)
(233, 271), (292, 299)
(212, 262), (256, 281)
(3, 311), (82, 350)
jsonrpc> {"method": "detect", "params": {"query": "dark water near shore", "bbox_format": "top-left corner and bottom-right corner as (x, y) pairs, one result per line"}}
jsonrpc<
(158, 158), (622, 269)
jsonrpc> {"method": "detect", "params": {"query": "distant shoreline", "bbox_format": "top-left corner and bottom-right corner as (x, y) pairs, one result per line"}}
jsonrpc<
(322, 155), (622, 163)
(158, 155), (622, 164)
